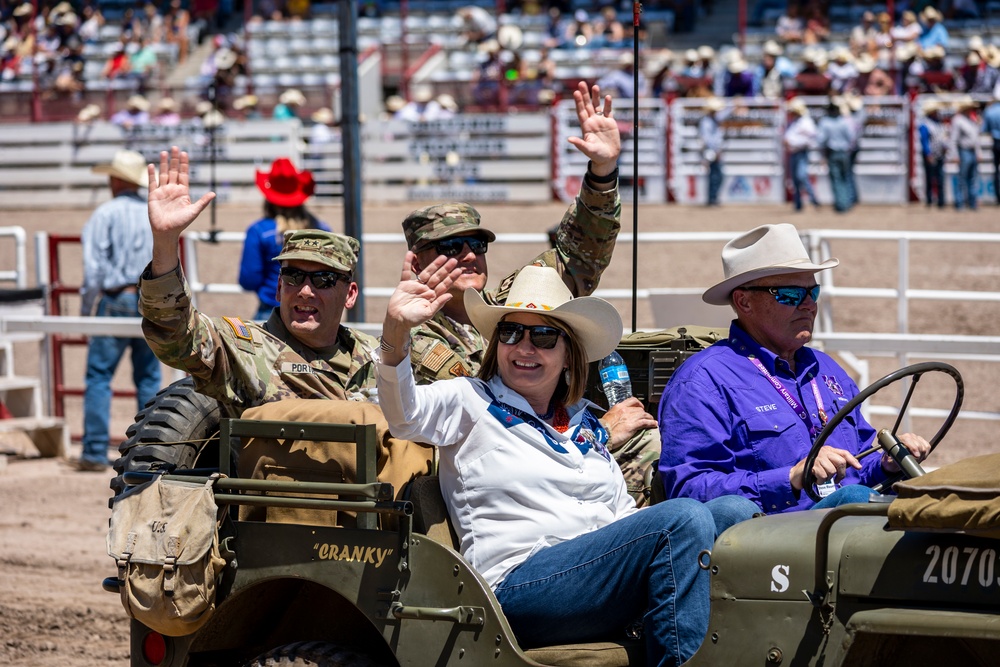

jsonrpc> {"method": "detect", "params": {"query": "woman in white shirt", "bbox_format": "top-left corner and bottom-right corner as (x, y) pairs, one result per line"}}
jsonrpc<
(377, 254), (756, 666)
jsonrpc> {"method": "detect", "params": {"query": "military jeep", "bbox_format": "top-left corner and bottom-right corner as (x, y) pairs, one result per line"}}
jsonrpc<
(106, 358), (1000, 667)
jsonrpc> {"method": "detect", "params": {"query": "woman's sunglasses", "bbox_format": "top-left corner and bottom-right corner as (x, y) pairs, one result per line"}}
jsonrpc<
(741, 284), (821, 307)
(423, 236), (489, 257)
(279, 267), (350, 290)
(496, 322), (567, 349)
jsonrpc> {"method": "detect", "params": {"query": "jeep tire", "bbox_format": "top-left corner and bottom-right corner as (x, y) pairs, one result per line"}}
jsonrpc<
(248, 641), (383, 667)
(109, 377), (221, 504)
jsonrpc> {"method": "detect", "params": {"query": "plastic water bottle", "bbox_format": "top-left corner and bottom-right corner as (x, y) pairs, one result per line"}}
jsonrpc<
(598, 351), (632, 406)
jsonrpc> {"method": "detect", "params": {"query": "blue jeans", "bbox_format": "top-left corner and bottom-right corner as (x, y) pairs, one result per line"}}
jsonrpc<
(827, 150), (852, 212)
(955, 148), (979, 210)
(493, 497), (717, 666)
(923, 156), (945, 207)
(707, 159), (723, 205)
(81, 292), (161, 464)
(790, 150), (818, 210)
(811, 484), (876, 510)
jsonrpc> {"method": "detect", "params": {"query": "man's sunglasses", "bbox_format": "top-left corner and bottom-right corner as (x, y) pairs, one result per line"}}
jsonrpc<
(279, 267), (350, 290)
(422, 236), (489, 257)
(496, 322), (567, 350)
(741, 284), (821, 307)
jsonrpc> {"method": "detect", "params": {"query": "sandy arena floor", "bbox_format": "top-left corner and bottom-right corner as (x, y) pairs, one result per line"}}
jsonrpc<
(1, 200), (998, 666)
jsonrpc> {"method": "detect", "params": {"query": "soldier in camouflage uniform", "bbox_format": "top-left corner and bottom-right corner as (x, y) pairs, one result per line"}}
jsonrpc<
(139, 147), (377, 416)
(399, 82), (661, 506)
(403, 82), (624, 385)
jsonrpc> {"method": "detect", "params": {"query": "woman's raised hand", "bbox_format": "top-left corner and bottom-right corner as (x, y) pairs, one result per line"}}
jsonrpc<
(385, 252), (462, 330)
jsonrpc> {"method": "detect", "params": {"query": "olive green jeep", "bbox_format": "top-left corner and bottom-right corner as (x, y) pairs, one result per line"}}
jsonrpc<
(106, 360), (1000, 667)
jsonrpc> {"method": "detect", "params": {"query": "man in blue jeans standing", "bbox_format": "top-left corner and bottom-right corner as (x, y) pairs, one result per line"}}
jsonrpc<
(817, 100), (856, 213)
(783, 98), (820, 211)
(76, 150), (161, 471)
(950, 97), (982, 211)
(982, 89), (1000, 206)
(699, 97), (726, 206)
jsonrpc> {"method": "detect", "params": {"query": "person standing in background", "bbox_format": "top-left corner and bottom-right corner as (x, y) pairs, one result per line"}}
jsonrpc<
(239, 158), (329, 320)
(950, 97), (982, 211)
(784, 98), (820, 211)
(700, 97), (726, 206)
(75, 150), (161, 471)
(817, 99), (856, 213)
(983, 88), (1000, 206)
(919, 99), (948, 208)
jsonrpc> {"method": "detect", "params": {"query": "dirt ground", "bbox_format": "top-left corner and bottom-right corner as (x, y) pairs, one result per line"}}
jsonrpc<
(1, 200), (998, 666)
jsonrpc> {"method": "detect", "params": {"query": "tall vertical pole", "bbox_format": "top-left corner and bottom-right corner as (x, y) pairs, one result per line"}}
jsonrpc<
(631, 1), (641, 333)
(30, 0), (41, 122)
(339, 0), (365, 321)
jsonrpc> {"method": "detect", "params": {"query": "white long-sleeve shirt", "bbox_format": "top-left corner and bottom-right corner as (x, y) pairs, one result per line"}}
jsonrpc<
(784, 114), (818, 152)
(377, 359), (637, 588)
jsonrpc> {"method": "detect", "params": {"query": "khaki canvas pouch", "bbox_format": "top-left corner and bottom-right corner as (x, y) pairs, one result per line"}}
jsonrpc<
(107, 475), (226, 636)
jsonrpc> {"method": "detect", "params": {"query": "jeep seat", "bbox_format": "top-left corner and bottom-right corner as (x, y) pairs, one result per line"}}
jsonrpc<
(407, 475), (643, 667)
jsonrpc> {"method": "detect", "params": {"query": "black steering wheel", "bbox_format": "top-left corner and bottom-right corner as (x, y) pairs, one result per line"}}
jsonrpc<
(802, 362), (964, 502)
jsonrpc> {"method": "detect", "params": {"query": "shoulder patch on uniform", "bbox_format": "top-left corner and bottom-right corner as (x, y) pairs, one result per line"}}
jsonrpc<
(448, 361), (470, 377)
(222, 316), (253, 342)
(495, 272), (517, 297)
(420, 342), (453, 373)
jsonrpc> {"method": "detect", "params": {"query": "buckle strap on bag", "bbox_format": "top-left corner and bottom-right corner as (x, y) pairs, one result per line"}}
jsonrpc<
(163, 536), (180, 596)
(118, 532), (137, 611)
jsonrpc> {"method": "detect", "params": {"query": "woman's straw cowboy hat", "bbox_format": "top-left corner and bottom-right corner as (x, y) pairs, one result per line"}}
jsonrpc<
(702, 223), (839, 305)
(255, 158), (315, 207)
(91, 149), (150, 188)
(465, 265), (623, 362)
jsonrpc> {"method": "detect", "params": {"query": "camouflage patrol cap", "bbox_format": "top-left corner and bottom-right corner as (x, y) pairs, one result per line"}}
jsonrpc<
(273, 229), (359, 274)
(401, 202), (497, 251)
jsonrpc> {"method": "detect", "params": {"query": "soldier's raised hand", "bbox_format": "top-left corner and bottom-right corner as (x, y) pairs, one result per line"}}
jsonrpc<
(148, 146), (215, 243)
(567, 81), (620, 176)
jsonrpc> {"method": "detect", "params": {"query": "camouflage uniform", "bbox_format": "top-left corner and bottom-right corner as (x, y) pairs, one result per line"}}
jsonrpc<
(139, 230), (377, 417)
(404, 181), (621, 384)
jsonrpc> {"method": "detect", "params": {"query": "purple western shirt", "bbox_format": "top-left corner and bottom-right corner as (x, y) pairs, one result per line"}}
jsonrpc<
(658, 322), (884, 513)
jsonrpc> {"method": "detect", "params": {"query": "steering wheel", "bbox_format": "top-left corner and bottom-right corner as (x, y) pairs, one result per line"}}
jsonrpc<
(802, 362), (964, 502)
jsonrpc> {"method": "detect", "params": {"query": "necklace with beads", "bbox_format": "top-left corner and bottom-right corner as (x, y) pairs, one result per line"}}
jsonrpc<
(538, 401), (570, 433)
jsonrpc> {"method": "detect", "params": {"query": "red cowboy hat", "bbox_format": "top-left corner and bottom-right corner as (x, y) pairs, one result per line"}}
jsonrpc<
(255, 158), (315, 207)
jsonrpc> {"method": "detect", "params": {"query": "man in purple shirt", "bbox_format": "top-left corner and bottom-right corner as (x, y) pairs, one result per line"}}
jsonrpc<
(658, 223), (930, 513)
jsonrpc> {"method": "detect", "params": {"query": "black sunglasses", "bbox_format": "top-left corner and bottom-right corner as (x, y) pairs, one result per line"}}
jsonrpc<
(496, 322), (567, 350)
(279, 267), (350, 290)
(741, 284), (821, 307)
(422, 236), (489, 257)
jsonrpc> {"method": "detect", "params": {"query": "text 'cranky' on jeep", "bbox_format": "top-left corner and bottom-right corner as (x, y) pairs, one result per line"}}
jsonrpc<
(104, 357), (1000, 667)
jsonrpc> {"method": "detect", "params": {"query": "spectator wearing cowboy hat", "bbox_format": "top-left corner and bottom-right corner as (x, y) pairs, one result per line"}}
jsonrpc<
(233, 94), (262, 119)
(151, 97), (180, 126)
(75, 150), (161, 471)
(110, 94), (150, 129)
(239, 158), (330, 320)
(983, 77), (1000, 206)
(783, 98), (820, 211)
(659, 223), (931, 513)
(273, 88), (305, 120)
(919, 99), (948, 208)
(700, 97), (727, 206)
(950, 96), (982, 212)
(917, 7), (948, 52)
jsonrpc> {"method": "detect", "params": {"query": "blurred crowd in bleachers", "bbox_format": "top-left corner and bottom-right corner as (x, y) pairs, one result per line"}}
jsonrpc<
(2, 0), (999, 124)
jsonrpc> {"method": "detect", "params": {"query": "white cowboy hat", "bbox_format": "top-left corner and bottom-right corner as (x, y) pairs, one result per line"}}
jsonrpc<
(91, 149), (149, 188)
(465, 265), (623, 362)
(704, 97), (725, 112)
(727, 57), (748, 74)
(279, 88), (305, 106)
(233, 94), (258, 110)
(763, 40), (783, 57)
(923, 44), (946, 59)
(496, 24), (523, 50)
(787, 98), (808, 116)
(310, 107), (334, 124)
(195, 99), (214, 115)
(412, 85), (433, 103)
(702, 224), (839, 305)
(76, 103), (101, 122)
(854, 53), (876, 73)
(697, 45), (715, 60)
(155, 96), (177, 112)
(684, 48), (699, 62)
(920, 6), (942, 22)
(125, 94), (150, 111)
